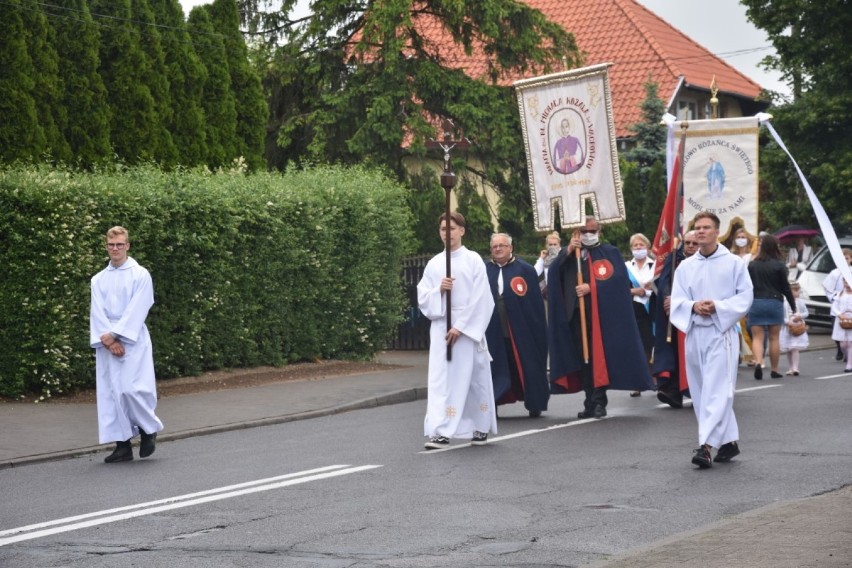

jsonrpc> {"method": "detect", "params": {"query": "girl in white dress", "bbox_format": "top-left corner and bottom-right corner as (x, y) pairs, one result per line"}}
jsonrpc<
(831, 280), (852, 373)
(780, 282), (809, 375)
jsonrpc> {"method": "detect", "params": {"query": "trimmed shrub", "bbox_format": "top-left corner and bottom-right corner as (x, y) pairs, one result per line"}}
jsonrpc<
(0, 165), (413, 399)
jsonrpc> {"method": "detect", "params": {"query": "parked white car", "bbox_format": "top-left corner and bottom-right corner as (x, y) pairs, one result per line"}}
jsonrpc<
(796, 237), (852, 328)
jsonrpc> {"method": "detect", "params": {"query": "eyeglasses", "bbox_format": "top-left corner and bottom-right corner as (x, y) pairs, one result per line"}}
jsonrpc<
(579, 230), (598, 235)
(106, 243), (128, 249)
(684, 241), (699, 246)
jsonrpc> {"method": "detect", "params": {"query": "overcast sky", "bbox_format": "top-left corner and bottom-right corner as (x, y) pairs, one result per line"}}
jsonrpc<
(178, 0), (790, 97)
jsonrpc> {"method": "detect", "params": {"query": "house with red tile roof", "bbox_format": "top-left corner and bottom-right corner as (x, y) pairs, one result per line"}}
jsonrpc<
(395, 0), (772, 230)
(407, 0), (769, 141)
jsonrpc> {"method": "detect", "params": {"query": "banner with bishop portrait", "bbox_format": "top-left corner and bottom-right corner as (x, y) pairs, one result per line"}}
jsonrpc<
(514, 64), (625, 231)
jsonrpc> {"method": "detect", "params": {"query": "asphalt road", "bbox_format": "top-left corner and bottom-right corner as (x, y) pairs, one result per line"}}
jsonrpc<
(2, 348), (851, 567)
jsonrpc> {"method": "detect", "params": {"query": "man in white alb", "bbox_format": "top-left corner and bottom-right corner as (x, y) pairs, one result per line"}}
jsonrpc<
(90, 226), (163, 463)
(670, 212), (753, 469)
(417, 212), (497, 449)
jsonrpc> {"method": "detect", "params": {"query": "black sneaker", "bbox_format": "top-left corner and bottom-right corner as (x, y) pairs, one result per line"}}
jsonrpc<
(714, 441), (740, 463)
(577, 409), (595, 419)
(691, 446), (712, 469)
(471, 431), (488, 446)
(528, 410), (542, 418)
(104, 441), (133, 463)
(593, 404), (607, 419)
(139, 430), (157, 458)
(424, 436), (450, 450)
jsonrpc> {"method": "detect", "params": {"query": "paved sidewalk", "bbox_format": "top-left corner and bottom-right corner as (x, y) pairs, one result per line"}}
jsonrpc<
(0, 350), (428, 469)
(2, 336), (850, 566)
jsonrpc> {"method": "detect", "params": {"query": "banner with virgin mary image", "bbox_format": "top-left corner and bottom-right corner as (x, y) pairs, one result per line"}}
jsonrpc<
(668, 116), (760, 240)
(514, 64), (625, 231)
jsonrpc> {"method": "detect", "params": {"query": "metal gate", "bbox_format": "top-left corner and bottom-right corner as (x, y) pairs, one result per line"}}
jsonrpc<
(388, 255), (432, 350)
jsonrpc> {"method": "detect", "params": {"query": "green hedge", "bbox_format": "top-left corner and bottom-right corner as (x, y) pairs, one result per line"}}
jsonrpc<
(0, 165), (413, 399)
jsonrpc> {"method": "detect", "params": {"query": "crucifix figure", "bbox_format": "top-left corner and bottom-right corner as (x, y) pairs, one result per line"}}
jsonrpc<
(426, 120), (470, 360)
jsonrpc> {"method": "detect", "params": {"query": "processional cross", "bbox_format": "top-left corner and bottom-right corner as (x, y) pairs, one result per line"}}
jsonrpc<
(426, 119), (470, 360)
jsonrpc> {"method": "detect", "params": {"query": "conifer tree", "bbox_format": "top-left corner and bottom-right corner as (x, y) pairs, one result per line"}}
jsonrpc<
(187, 6), (238, 168)
(0, 0), (44, 162)
(46, 0), (112, 167)
(150, 0), (208, 166)
(206, 0), (267, 170)
(130, 0), (178, 165)
(622, 80), (667, 236)
(20, 0), (70, 162)
(90, 0), (161, 163)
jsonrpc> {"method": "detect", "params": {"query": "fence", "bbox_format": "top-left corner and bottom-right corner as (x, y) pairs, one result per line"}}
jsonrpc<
(388, 255), (432, 350)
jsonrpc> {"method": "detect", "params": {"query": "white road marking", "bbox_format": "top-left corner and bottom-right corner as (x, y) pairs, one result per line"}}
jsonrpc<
(815, 372), (852, 380)
(0, 464), (381, 547)
(736, 384), (783, 393)
(425, 384), (785, 453)
(652, 384), (780, 409)
(421, 417), (605, 454)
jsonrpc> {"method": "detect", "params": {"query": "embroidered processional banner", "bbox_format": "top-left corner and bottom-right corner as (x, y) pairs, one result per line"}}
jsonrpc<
(514, 64), (624, 231)
(668, 116), (760, 240)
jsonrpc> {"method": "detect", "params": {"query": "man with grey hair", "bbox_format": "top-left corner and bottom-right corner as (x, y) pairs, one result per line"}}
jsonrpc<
(484, 233), (549, 417)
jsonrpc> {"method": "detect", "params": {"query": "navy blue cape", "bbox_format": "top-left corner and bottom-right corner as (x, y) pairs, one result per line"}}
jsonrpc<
(547, 243), (654, 393)
(650, 247), (689, 393)
(485, 257), (550, 411)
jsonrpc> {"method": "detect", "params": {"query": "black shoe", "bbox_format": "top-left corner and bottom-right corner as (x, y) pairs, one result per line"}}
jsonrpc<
(629, 391), (641, 397)
(770, 371), (783, 379)
(714, 441), (740, 463)
(577, 409), (595, 419)
(657, 391), (684, 408)
(139, 430), (157, 458)
(691, 446), (712, 469)
(528, 410), (542, 418)
(836, 350), (844, 361)
(754, 366), (763, 380)
(104, 441), (133, 463)
(471, 431), (488, 446)
(593, 404), (607, 419)
(424, 436), (450, 450)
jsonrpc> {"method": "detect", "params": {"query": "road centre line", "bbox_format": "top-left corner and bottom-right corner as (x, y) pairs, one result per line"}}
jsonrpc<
(736, 384), (783, 393)
(425, 384), (783, 454)
(421, 417), (603, 453)
(0, 464), (350, 538)
(0, 464), (381, 547)
(815, 372), (852, 380)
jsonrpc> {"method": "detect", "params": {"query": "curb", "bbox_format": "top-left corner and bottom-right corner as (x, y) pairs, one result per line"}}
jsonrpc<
(0, 386), (428, 470)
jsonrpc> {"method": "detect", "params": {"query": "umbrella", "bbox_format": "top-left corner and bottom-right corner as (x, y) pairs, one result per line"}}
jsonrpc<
(774, 225), (820, 243)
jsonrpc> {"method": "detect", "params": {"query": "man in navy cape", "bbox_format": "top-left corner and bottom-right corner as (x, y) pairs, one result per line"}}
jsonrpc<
(548, 216), (653, 419)
(485, 233), (550, 417)
(651, 231), (699, 408)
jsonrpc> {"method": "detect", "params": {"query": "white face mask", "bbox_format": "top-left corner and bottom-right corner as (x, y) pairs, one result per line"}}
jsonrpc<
(735, 237), (748, 248)
(580, 233), (599, 247)
(632, 248), (648, 260)
(547, 244), (561, 255)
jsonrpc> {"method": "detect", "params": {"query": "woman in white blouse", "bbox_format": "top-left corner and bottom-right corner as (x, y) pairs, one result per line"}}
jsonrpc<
(626, 233), (655, 396)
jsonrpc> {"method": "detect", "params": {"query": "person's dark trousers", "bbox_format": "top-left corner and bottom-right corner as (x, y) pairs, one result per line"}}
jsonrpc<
(580, 361), (608, 411)
(632, 302), (654, 362)
(503, 337), (526, 400)
(571, 309), (608, 412)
